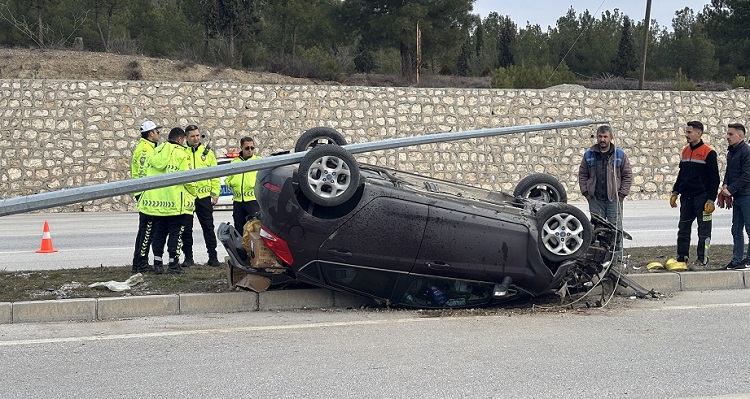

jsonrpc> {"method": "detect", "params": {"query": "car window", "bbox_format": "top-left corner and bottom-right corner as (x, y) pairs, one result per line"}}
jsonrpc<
(321, 265), (399, 299)
(398, 276), (494, 308)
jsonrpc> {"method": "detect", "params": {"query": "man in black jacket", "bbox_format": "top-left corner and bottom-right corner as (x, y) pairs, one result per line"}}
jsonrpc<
(669, 121), (720, 270)
(721, 123), (750, 270)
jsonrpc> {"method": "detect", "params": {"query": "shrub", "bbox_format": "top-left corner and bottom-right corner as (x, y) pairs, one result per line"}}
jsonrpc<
(490, 63), (576, 89)
(732, 75), (747, 89)
(672, 68), (698, 91)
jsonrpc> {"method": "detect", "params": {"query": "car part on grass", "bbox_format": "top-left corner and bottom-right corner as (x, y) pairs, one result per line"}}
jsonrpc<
(297, 145), (361, 207)
(513, 173), (568, 203)
(294, 127), (348, 153)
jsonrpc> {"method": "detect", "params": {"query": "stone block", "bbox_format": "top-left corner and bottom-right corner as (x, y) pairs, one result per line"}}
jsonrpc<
(97, 295), (178, 319)
(13, 298), (96, 323)
(258, 288), (333, 311)
(680, 271), (745, 291)
(332, 291), (374, 308)
(0, 302), (11, 324)
(179, 292), (258, 314)
(616, 273), (681, 295)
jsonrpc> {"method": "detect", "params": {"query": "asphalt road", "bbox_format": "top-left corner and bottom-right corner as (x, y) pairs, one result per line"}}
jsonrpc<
(0, 201), (734, 272)
(1, 289), (749, 398)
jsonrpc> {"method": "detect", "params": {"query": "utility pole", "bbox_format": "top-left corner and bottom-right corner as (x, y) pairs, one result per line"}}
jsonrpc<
(638, 0), (652, 89)
(416, 21), (422, 85)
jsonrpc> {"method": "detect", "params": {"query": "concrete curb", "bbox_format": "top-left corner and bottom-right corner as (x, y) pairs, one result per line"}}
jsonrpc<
(1, 271), (748, 324)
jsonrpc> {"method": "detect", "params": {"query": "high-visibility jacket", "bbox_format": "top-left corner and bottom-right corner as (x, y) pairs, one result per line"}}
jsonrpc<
(131, 138), (157, 197)
(186, 143), (220, 199)
(224, 154), (262, 202)
(137, 141), (197, 216)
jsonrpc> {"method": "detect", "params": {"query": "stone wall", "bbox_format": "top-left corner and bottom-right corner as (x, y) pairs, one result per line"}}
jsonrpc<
(0, 79), (746, 212)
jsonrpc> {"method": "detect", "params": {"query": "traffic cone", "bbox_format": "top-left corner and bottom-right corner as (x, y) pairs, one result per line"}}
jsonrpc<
(36, 221), (58, 253)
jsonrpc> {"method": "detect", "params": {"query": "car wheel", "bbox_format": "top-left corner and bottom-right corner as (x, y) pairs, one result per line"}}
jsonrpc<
(294, 127), (347, 153)
(298, 144), (361, 207)
(536, 203), (592, 262)
(513, 173), (567, 203)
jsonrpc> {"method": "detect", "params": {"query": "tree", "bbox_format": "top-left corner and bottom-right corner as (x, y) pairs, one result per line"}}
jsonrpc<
(0, 0), (87, 48)
(201, 0), (263, 65)
(612, 16), (637, 77)
(341, 0), (473, 79)
(701, 0), (750, 75)
(456, 34), (470, 75)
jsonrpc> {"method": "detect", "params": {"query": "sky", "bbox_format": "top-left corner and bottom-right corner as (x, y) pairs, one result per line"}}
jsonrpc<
(472, 1), (711, 31)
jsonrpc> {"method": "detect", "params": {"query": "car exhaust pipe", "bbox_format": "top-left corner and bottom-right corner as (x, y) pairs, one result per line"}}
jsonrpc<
(493, 276), (513, 297)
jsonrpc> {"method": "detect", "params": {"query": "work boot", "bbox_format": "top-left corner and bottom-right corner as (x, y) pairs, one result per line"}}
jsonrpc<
(207, 255), (221, 267)
(167, 261), (185, 274)
(153, 259), (164, 275)
(182, 256), (195, 268)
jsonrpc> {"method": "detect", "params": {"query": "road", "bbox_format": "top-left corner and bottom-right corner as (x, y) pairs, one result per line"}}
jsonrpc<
(1, 289), (749, 398)
(0, 201), (733, 272)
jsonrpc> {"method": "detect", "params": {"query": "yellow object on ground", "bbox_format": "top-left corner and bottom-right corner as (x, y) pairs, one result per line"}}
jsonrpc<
(646, 262), (665, 271)
(666, 259), (688, 271)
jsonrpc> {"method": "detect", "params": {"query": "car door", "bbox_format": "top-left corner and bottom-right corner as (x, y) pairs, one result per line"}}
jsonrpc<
(317, 196), (428, 299)
(412, 205), (530, 282)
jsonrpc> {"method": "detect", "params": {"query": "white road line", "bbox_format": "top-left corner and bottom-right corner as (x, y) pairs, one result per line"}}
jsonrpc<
(0, 317), (439, 346)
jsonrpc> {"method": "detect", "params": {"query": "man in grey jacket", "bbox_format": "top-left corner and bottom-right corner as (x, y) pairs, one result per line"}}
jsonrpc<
(721, 123), (750, 270)
(578, 125), (633, 253)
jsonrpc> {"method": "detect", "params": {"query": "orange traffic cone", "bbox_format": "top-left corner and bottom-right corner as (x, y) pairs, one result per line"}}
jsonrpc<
(36, 220), (58, 253)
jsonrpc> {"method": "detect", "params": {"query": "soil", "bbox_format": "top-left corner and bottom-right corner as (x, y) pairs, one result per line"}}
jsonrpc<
(0, 47), (319, 84)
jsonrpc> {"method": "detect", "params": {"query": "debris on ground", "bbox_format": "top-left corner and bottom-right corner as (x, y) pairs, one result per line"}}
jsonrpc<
(88, 273), (144, 292)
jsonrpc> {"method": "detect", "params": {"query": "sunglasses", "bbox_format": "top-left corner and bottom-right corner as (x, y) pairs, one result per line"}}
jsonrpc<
(244, 146), (255, 150)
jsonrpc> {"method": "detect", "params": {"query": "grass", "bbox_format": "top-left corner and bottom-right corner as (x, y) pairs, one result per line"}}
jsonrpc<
(0, 245), (736, 303)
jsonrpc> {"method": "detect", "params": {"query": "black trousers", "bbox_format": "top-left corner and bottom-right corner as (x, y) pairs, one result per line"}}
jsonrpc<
(181, 196), (218, 259)
(232, 200), (260, 231)
(132, 212), (157, 271)
(152, 214), (188, 265)
(677, 194), (712, 261)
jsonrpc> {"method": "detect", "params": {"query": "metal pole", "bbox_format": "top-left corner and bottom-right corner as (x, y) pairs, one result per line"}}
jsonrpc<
(0, 119), (607, 217)
(638, 0), (652, 90)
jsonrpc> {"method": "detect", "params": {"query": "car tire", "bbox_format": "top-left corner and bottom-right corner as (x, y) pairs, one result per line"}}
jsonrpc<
(294, 127), (347, 153)
(298, 144), (361, 207)
(513, 173), (567, 203)
(536, 203), (592, 263)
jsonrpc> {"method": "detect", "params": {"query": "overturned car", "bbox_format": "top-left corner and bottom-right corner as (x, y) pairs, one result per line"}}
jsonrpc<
(218, 127), (651, 309)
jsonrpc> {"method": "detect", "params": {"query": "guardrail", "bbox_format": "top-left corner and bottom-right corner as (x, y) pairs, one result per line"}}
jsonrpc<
(0, 119), (606, 217)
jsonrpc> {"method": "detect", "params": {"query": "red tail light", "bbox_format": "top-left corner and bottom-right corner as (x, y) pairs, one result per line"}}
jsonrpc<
(259, 226), (293, 265)
(263, 182), (281, 193)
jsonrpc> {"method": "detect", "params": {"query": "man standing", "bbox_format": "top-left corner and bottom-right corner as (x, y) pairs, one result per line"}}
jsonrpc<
(669, 121), (720, 270)
(180, 124), (221, 267)
(225, 136), (261, 230)
(578, 125), (633, 255)
(131, 120), (161, 274)
(138, 127), (197, 274)
(721, 123), (750, 270)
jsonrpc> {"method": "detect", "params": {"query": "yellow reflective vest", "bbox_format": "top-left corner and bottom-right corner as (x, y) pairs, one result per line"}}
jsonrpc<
(186, 144), (220, 199)
(131, 137), (157, 197)
(224, 154), (261, 202)
(137, 142), (197, 216)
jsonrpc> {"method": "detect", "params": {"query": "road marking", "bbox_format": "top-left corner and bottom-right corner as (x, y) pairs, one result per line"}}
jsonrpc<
(648, 302), (750, 311)
(0, 317), (440, 346)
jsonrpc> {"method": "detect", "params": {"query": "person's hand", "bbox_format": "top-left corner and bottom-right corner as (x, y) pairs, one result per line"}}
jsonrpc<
(704, 199), (715, 214)
(210, 196), (219, 206)
(669, 193), (678, 208)
(718, 192), (726, 208)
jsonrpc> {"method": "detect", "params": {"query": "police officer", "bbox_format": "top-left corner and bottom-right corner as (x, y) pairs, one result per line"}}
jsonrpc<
(138, 127), (197, 274)
(225, 136), (261, 230)
(180, 124), (221, 267)
(130, 120), (161, 274)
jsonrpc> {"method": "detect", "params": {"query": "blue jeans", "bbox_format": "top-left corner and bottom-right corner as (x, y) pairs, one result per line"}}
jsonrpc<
(731, 195), (750, 264)
(588, 197), (624, 249)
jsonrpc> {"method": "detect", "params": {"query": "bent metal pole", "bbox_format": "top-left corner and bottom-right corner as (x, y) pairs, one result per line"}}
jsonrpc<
(0, 119), (607, 217)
